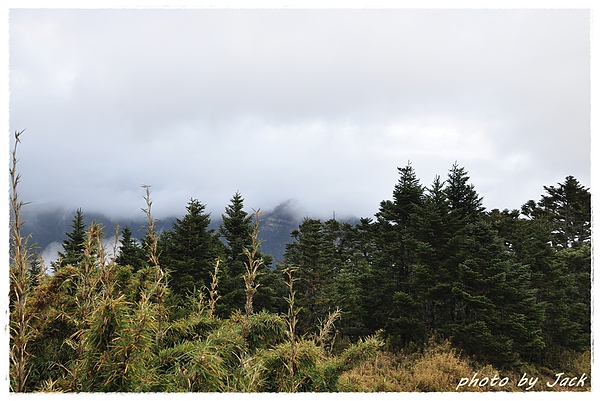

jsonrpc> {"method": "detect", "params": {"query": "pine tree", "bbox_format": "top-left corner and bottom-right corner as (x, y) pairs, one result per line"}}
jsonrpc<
(220, 192), (254, 274)
(519, 176), (591, 360)
(56, 209), (87, 269)
(444, 163), (484, 223)
(219, 192), (255, 313)
(116, 226), (145, 272)
(367, 163), (425, 345)
(411, 175), (454, 332)
(324, 220), (371, 340)
(217, 192), (281, 316)
(444, 219), (545, 366)
(160, 199), (225, 313)
(284, 218), (337, 334)
(522, 176), (591, 248)
(28, 251), (45, 288)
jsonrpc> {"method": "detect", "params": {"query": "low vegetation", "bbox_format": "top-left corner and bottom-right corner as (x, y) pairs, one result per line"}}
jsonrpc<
(339, 339), (590, 392)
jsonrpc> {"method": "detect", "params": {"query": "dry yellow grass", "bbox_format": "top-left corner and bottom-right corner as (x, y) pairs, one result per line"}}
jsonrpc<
(338, 339), (491, 392)
(337, 339), (591, 393)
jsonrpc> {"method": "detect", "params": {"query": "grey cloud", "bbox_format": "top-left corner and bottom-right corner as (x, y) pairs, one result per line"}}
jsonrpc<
(9, 8), (590, 220)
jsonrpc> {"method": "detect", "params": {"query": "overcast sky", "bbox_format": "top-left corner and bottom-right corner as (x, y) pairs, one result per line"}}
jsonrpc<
(8, 6), (591, 221)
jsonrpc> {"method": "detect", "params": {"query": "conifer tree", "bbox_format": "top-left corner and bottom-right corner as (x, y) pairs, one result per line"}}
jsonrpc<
(220, 192), (254, 273)
(444, 163), (484, 222)
(519, 176), (591, 359)
(417, 167), (546, 365)
(219, 192), (255, 313)
(28, 251), (44, 288)
(284, 218), (337, 334)
(116, 226), (145, 272)
(218, 192), (281, 315)
(56, 209), (87, 269)
(410, 175), (454, 332)
(367, 163), (425, 344)
(521, 176), (591, 248)
(375, 163), (425, 280)
(324, 219), (371, 340)
(443, 219), (545, 365)
(160, 199), (225, 312)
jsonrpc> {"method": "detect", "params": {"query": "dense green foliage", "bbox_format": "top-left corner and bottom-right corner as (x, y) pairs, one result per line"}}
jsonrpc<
(9, 135), (591, 392)
(281, 163), (590, 369)
(54, 208), (87, 269)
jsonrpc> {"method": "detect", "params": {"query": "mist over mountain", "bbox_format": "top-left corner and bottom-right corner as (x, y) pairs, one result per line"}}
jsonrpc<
(20, 205), (172, 267)
(20, 199), (357, 267)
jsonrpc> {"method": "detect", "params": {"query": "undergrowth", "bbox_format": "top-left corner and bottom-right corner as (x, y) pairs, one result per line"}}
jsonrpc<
(338, 338), (591, 392)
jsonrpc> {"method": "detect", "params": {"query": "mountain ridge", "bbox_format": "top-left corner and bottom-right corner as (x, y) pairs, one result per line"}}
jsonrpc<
(20, 200), (359, 267)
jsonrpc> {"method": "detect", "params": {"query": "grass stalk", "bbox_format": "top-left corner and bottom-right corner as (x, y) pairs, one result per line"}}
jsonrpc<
(140, 185), (169, 344)
(207, 258), (221, 317)
(316, 308), (341, 353)
(9, 130), (33, 392)
(243, 210), (265, 317)
(283, 266), (300, 390)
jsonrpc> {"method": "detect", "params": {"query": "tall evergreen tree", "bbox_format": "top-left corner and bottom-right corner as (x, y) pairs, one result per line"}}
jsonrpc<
(410, 175), (454, 333)
(364, 163), (546, 363)
(429, 166), (546, 365)
(219, 192), (255, 313)
(160, 199), (225, 310)
(444, 163), (484, 223)
(443, 219), (545, 366)
(27, 251), (44, 288)
(220, 192), (254, 271)
(521, 176), (591, 248)
(323, 219), (371, 340)
(116, 226), (145, 272)
(56, 209), (87, 269)
(218, 192), (281, 315)
(367, 163), (425, 345)
(375, 162), (425, 278)
(284, 218), (337, 334)
(519, 176), (592, 360)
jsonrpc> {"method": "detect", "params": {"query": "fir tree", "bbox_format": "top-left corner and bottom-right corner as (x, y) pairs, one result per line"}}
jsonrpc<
(56, 209), (87, 269)
(521, 176), (591, 248)
(368, 163), (425, 345)
(219, 192), (255, 313)
(220, 192), (254, 274)
(411, 175), (454, 332)
(444, 163), (484, 222)
(443, 219), (545, 366)
(116, 226), (145, 272)
(284, 218), (337, 334)
(218, 192), (280, 315)
(160, 199), (225, 313)
(325, 220), (371, 340)
(27, 251), (44, 288)
(375, 163), (425, 281)
(518, 176), (592, 360)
